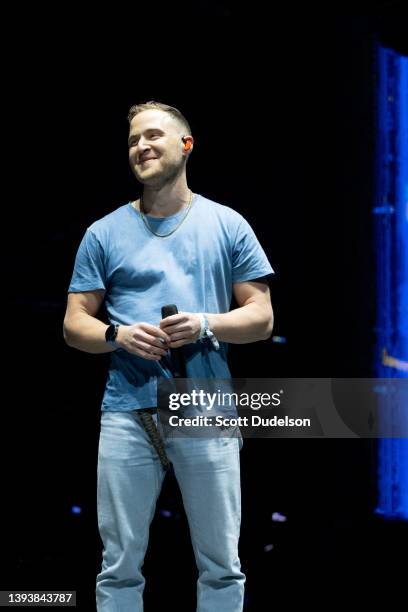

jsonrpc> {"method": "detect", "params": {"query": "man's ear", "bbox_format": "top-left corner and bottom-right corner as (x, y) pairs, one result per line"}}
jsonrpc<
(182, 136), (194, 152)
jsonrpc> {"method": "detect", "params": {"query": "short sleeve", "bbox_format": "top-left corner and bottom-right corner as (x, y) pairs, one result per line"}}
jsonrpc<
(232, 216), (274, 284)
(68, 229), (106, 292)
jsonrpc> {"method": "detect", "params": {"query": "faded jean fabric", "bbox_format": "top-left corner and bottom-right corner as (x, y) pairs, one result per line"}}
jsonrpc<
(96, 410), (245, 612)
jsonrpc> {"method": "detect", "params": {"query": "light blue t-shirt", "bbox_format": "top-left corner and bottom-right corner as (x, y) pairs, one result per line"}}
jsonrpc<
(68, 193), (274, 411)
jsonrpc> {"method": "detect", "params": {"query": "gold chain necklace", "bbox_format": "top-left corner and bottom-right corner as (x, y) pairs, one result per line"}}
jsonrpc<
(139, 190), (194, 238)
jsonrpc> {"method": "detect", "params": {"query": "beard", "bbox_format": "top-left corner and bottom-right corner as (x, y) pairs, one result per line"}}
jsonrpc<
(133, 156), (185, 188)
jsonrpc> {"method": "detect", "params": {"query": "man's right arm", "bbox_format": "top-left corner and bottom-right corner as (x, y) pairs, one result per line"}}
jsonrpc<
(63, 291), (171, 358)
(63, 290), (115, 354)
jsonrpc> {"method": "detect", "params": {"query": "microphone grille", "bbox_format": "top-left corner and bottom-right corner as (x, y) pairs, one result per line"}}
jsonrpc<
(161, 304), (178, 319)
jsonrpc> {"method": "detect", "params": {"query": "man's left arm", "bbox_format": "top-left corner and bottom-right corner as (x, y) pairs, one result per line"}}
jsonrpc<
(207, 280), (273, 344)
(160, 280), (273, 347)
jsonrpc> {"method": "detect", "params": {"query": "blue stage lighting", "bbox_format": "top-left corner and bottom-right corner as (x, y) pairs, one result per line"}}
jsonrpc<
(374, 44), (408, 520)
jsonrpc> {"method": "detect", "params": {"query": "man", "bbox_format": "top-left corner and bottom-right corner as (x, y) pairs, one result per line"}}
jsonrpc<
(63, 101), (274, 612)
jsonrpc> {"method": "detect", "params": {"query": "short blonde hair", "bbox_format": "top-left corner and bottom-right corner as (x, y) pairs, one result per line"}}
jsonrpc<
(127, 101), (192, 136)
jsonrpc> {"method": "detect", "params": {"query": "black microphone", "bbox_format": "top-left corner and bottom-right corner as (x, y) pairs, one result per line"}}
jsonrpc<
(161, 304), (186, 378)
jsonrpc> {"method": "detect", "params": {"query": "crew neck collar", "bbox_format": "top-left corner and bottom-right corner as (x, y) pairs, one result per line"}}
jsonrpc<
(129, 193), (199, 220)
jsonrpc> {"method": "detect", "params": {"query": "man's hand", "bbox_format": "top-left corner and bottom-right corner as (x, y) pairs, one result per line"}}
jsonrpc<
(116, 323), (171, 360)
(159, 312), (201, 348)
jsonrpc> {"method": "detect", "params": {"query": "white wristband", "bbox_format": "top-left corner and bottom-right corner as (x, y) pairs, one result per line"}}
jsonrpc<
(198, 313), (206, 339)
(198, 313), (220, 350)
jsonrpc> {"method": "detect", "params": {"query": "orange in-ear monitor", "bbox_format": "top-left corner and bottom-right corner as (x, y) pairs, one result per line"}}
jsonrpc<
(183, 139), (192, 151)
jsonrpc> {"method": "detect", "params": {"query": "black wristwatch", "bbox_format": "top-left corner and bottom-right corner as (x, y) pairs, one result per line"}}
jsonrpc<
(105, 323), (120, 347)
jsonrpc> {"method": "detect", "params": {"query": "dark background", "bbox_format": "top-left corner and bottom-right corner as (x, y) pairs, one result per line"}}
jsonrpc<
(2, 4), (407, 610)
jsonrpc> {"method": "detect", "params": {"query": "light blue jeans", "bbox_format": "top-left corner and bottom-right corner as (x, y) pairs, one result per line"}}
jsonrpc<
(96, 410), (245, 612)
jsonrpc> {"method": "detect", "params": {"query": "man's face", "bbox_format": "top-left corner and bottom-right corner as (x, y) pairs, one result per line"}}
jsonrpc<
(128, 109), (186, 187)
